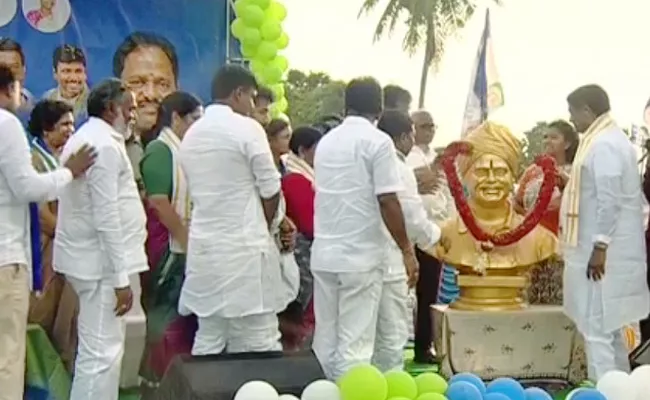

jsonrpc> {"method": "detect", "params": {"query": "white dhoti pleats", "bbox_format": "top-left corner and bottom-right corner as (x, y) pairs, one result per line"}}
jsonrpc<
(192, 312), (282, 355)
(67, 277), (126, 400)
(312, 268), (383, 380)
(372, 279), (409, 372)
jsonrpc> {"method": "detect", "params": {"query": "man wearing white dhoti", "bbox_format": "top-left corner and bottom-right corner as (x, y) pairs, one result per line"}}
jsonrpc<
(372, 110), (442, 372)
(561, 84), (650, 381)
(55, 79), (148, 400)
(179, 65), (283, 355)
(311, 78), (418, 380)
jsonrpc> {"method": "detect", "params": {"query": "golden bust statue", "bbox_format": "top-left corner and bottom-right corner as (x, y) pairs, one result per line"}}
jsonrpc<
(429, 122), (558, 311)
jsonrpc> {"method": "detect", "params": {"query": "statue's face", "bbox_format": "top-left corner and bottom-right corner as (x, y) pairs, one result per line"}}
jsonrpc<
(466, 154), (514, 208)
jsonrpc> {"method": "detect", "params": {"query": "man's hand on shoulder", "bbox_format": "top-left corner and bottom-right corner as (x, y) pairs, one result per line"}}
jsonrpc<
(64, 144), (97, 178)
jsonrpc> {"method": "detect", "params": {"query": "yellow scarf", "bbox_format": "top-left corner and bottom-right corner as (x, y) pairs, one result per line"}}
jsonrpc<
(561, 112), (616, 246)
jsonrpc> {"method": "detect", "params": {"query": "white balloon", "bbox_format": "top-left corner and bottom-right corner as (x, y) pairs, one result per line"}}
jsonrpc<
(279, 395), (300, 400)
(301, 379), (341, 400)
(234, 381), (279, 400)
(596, 370), (632, 400)
(630, 366), (650, 400)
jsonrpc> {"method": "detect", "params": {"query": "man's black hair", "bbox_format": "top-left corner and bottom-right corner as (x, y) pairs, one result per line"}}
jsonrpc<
(313, 114), (343, 134)
(256, 86), (275, 104)
(383, 84), (411, 110)
(211, 64), (258, 100)
(289, 126), (323, 155)
(28, 100), (73, 138)
(0, 64), (16, 92)
(112, 32), (179, 80)
(567, 84), (611, 117)
(0, 37), (25, 66)
(87, 78), (126, 118)
(345, 77), (383, 116)
(53, 44), (86, 69)
(377, 110), (413, 139)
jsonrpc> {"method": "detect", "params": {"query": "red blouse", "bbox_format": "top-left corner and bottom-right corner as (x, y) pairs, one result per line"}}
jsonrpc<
(281, 172), (315, 239)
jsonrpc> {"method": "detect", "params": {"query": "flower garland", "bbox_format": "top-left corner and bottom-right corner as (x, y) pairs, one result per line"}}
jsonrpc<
(440, 141), (556, 247)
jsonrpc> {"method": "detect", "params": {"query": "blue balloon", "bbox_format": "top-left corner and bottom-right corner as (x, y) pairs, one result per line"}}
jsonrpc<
(449, 373), (486, 394)
(570, 389), (607, 400)
(524, 387), (553, 400)
(487, 378), (526, 400)
(485, 394), (511, 400)
(446, 381), (482, 400)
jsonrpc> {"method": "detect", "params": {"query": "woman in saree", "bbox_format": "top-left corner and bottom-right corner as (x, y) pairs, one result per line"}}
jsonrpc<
(514, 120), (579, 304)
(139, 92), (203, 385)
(26, 99), (77, 371)
(269, 124), (324, 350)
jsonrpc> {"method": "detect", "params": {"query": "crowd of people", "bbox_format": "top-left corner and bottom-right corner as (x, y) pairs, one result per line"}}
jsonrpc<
(0, 53), (650, 400)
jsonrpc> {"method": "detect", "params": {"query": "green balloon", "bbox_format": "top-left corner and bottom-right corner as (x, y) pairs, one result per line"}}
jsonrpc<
(385, 370), (418, 400)
(263, 64), (283, 84)
(272, 55), (288, 72)
(337, 364), (388, 400)
(256, 41), (277, 61)
(275, 32), (289, 50)
(416, 394), (447, 400)
(234, 0), (250, 17)
(266, 1), (287, 21)
(241, 5), (265, 27)
(230, 18), (246, 39)
(260, 20), (282, 41)
(240, 43), (257, 59)
(249, 0), (271, 9)
(270, 83), (285, 99)
(275, 97), (288, 112)
(249, 59), (266, 77)
(415, 373), (448, 395)
(388, 398), (413, 400)
(241, 27), (262, 47)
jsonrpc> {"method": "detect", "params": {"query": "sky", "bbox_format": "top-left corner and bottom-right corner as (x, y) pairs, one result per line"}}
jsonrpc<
(282, 0), (650, 146)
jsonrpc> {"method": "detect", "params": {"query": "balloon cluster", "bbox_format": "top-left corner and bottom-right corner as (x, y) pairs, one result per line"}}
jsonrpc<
(233, 364), (650, 400)
(233, 379), (340, 400)
(335, 365), (554, 400)
(565, 365), (650, 400)
(230, 0), (290, 117)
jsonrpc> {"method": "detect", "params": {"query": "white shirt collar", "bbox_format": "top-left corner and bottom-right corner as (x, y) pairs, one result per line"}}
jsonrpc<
(86, 116), (123, 142)
(343, 115), (375, 127)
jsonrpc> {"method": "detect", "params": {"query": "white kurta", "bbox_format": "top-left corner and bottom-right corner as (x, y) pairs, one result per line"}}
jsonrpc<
(178, 105), (283, 319)
(55, 117), (148, 400)
(373, 155), (441, 372)
(311, 116), (403, 380)
(562, 126), (650, 335)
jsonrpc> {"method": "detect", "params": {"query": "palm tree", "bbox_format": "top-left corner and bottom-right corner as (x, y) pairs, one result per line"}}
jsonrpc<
(359, 0), (499, 108)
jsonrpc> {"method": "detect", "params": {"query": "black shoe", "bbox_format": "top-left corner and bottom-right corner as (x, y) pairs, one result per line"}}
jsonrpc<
(413, 351), (438, 365)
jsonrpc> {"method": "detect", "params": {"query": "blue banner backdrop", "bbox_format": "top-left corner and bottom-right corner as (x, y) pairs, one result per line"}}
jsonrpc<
(0, 0), (232, 104)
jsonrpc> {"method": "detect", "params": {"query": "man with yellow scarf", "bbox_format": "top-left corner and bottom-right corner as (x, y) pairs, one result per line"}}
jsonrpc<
(561, 84), (649, 381)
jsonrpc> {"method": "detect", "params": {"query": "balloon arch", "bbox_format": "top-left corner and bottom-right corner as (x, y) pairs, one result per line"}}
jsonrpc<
(227, 0), (290, 118)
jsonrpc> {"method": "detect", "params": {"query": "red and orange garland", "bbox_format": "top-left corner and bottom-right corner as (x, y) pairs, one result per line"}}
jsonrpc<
(440, 141), (556, 247)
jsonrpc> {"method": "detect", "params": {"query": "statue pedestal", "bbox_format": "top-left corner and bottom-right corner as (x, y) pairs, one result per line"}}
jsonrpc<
(432, 305), (587, 383)
(451, 275), (528, 311)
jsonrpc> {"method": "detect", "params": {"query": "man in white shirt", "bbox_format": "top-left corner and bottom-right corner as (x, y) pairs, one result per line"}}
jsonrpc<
(405, 109), (452, 364)
(55, 78), (148, 399)
(179, 65), (283, 355)
(0, 64), (94, 400)
(311, 77), (418, 380)
(562, 85), (650, 380)
(372, 110), (442, 372)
